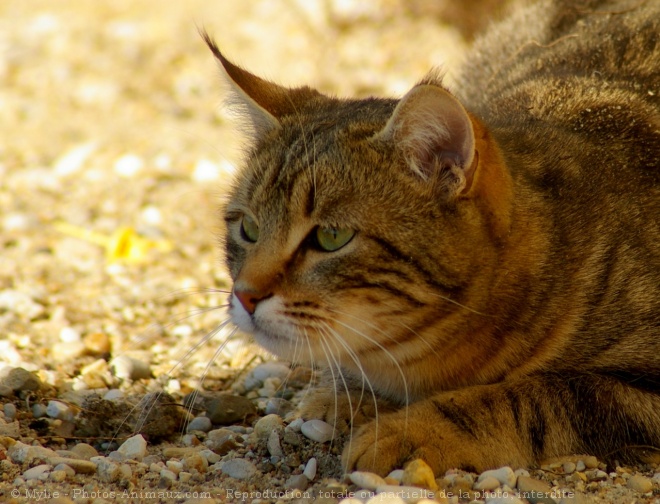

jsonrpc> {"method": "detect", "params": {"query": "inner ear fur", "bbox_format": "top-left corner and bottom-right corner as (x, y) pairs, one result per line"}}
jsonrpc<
(375, 83), (477, 198)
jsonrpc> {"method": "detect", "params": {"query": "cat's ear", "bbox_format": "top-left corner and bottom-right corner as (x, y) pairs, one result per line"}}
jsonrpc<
(375, 83), (476, 198)
(203, 32), (321, 138)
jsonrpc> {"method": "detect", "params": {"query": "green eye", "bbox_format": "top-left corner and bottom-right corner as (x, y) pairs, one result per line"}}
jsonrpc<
(241, 215), (259, 243)
(315, 227), (355, 252)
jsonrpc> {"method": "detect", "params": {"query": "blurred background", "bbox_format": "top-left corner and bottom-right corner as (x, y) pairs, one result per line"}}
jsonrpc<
(0, 0), (506, 389)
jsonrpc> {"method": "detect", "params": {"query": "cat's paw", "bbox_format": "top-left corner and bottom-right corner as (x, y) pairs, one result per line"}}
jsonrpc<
(341, 406), (490, 477)
(298, 386), (394, 432)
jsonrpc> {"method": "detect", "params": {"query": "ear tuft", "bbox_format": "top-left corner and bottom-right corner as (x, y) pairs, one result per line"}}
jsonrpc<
(375, 83), (476, 198)
(202, 31), (322, 140)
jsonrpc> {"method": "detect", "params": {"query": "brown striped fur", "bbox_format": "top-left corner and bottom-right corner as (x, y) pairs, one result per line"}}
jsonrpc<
(205, 0), (659, 475)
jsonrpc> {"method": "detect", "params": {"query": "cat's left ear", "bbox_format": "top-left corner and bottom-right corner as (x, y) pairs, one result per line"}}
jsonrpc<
(203, 32), (321, 139)
(375, 83), (476, 198)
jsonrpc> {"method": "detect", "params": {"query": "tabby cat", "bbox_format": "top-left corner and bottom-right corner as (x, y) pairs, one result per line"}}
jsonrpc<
(204, 0), (659, 476)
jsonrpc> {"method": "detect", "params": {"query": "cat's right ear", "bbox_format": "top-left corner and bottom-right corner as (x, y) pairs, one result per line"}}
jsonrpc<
(202, 32), (321, 139)
(374, 83), (476, 199)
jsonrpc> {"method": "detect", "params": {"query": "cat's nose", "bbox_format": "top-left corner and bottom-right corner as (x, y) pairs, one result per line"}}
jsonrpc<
(233, 286), (272, 315)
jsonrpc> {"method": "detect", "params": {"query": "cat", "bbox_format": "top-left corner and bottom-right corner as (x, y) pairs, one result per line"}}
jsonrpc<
(203, 0), (659, 477)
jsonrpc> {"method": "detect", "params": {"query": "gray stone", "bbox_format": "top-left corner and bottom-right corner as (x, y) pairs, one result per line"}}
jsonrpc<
(267, 430), (284, 457)
(3, 403), (17, 421)
(285, 474), (309, 491)
(1, 367), (42, 392)
(300, 419), (334, 443)
(350, 471), (387, 490)
(187, 416), (212, 433)
(221, 458), (258, 480)
(9, 441), (58, 463)
(206, 395), (256, 425)
(265, 397), (293, 416)
(47, 400), (75, 422)
(303, 457), (317, 481)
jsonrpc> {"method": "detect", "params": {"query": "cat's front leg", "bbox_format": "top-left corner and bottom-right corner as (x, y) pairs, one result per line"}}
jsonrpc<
(342, 384), (537, 475)
(344, 372), (660, 476)
(297, 370), (397, 431)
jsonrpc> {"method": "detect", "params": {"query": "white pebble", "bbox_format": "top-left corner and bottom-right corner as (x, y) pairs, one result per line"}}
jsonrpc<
(478, 466), (517, 488)
(374, 485), (435, 502)
(300, 419), (334, 443)
(387, 469), (405, 482)
(23, 464), (51, 481)
(474, 476), (501, 491)
(114, 153), (144, 177)
(221, 458), (258, 480)
(267, 430), (283, 457)
(103, 389), (125, 401)
(244, 362), (290, 390)
(575, 460), (586, 472)
(160, 468), (177, 481)
(117, 434), (147, 461)
(46, 400), (74, 422)
(303, 457), (317, 481)
(110, 355), (151, 381)
(3, 403), (17, 421)
(59, 326), (81, 343)
(350, 470), (387, 490)
(53, 142), (96, 176)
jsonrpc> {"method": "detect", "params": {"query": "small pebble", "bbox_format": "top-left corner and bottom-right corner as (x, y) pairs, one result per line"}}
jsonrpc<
(303, 457), (317, 481)
(46, 400), (75, 422)
(516, 475), (554, 504)
(50, 469), (68, 482)
(582, 456), (599, 469)
(54, 463), (76, 477)
(254, 414), (284, 439)
(402, 459), (438, 491)
(70, 443), (99, 459)
(1, 367), (43, 392)
(575, 460), (586, 472)
(103, 389), (124, 401)
(32, 403), (48, 418)
(478, 466), (517, 488)
(94, 457), (121, 482)
(474, 476), (501, 491)
(187, 416), (212, 433)
(387, 469), (405, 482)
(3, 403), (17, 421)
(300, 419), (334, 443)
(46, 457), (98, 474)
(244, 362), (291, 390)
(23, 464), (52, 480)
(350, 471), (387, 490)
(627, 474), (653, 493)
(267, 430), (284, 457)
(562, 462), (576, 474)
(160, 468), (177, 481)
(199, 448), (220, 464)
(286, 417), (304, 432)
(110, 355), (152, 381)
(117, 434), (147, 461)
(221, 458), (258, 480)
(285, 473), (309, 491)
(206, 394), (257, 424)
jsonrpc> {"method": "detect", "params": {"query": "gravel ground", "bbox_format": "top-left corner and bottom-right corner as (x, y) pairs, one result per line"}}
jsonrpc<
(0, 1), (658, 503)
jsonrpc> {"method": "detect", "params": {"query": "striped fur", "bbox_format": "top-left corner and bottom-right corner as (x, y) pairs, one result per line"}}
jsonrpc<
(206, 0), (659, 475)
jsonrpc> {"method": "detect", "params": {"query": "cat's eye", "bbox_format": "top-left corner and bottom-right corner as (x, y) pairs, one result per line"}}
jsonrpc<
(315, 227), (355, 252)
(240, 215), (260, 243)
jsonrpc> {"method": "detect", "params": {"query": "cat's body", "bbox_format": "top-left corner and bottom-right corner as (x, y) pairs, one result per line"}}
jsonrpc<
(206, 0), (659, 475)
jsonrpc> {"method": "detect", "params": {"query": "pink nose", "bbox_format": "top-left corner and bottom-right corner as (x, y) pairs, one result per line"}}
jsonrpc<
(234, 287), (271, 315)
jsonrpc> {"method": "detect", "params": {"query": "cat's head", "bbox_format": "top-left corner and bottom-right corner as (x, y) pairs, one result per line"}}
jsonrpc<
(205, 35), (513, 398)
